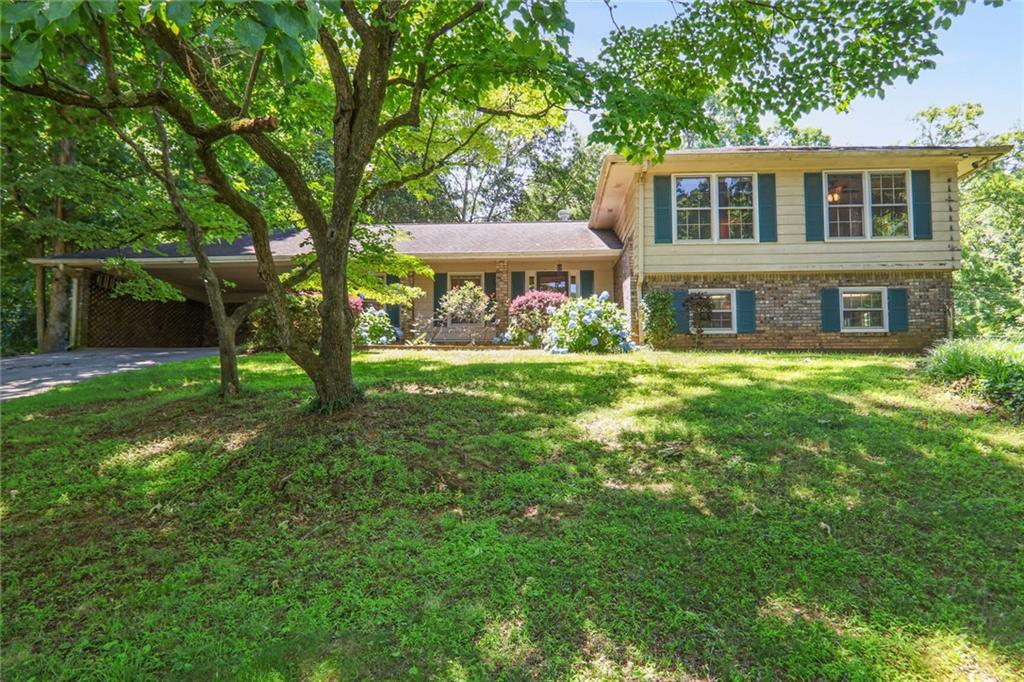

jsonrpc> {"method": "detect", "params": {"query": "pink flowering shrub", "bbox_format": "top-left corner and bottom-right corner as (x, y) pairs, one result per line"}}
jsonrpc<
(503, 290), (568, 347)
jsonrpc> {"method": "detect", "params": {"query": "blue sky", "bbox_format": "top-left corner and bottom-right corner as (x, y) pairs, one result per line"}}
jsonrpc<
(565, 1), (1024, 144)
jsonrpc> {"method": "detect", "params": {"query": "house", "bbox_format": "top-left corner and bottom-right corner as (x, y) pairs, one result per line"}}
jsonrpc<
(32, 145), (1010, 352)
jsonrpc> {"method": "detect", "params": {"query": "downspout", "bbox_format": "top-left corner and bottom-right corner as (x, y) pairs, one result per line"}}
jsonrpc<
(636, 160), (649, 344)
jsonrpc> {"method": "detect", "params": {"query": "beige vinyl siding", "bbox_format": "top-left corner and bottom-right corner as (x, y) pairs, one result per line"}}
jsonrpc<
(639, 155), (960, 273)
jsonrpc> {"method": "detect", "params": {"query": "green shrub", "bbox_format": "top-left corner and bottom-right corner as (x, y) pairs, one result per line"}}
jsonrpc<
(247, 291), (322, 351)
(640, 290), (675, 349)
(922, 338), (1024, 416)
(438, 282), (494, 325)
(543, 292), (633, 354)
(503, 290), (568, 347)
(354, 307), (398, 345)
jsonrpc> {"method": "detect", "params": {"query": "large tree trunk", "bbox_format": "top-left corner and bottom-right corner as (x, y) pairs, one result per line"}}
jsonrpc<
(40, 245), (70, 353)
(41, 139), (74, 353)
(311, 244), (357, 408)
(34, 241), (46, 350)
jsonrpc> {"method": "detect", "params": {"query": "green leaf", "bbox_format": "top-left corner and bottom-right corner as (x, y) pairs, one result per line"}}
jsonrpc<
(87, 0), (117, 19)
(273, 5), (308, 38)
(2, 2), (39, 25)
(234, 16), (265, 52)
(165, 0), (193, 29)
(6, 33), (42, 84)
(45, 0), (80, 22)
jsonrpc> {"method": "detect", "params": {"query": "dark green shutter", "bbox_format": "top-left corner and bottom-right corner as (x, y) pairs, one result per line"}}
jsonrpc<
(887, 288), (909, 332)
(433, 272), (447, 315)
(757, 174), (777, 242)
(821, 288), (840, 332)
(385, 274), (400, 328)
(911, 170), (932, 240)
(736, 290), (756, 333)
(804, 172), (825, 241)
(653, 175), (673, 244)
(672, 289), (689, 333)
(511, 271), (525, 299)
(484, 272), (496, 297)
(580, 270), (595, 297)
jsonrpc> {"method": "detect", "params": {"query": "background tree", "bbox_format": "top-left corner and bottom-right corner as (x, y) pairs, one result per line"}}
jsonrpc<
(512, 125), (608, 221)
(0, 95), (213, 353)
(911, 103), (1023, 339)
(2, 0), (981, 409)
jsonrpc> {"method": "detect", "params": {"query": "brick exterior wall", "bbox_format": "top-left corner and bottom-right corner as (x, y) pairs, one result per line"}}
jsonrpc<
(643, 270), (953, 352)
(613, 233), (640, 337)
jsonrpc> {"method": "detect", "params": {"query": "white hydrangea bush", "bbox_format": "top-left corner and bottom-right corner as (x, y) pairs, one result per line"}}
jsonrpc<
(542, 292), (634, 354)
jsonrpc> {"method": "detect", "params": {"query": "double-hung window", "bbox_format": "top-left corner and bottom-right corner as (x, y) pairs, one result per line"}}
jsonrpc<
(840, 288), (887, 332)
(692, 288), (736, 333)
(826, 171), (910, 239)
(674, 174), (757, 242)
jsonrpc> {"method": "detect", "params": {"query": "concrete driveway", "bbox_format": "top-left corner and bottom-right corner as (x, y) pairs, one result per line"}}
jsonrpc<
(1, 348), (218, 401)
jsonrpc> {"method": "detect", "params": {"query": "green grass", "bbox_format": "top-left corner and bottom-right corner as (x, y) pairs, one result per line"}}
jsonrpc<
(2, 350), (1023, 680)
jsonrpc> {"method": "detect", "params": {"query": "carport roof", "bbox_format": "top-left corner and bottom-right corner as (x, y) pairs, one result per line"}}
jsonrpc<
(30, 221), (622, 266)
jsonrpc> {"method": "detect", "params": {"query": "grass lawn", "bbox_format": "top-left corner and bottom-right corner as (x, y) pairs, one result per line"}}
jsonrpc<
(2, 349), (1023, 680)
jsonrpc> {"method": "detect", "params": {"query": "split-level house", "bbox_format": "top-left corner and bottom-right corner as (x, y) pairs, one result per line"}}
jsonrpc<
(32, 145), (1010, 352)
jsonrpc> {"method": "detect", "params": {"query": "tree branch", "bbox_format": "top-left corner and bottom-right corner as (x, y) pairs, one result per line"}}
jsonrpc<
(239, 49), (264, 118)
(95, 18), (121, 95)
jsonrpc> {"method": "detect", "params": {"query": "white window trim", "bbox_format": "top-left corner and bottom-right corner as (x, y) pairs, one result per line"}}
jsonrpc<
(823, 169), (915, 241)
(839, 286), (889, 333)
(691, 288), (737, 334)
(447, 272), (484, 292)
(671, 173), (759, 244)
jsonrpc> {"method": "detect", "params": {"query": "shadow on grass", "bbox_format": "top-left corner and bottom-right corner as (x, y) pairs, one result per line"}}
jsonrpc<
(2, 351), (1022, 679)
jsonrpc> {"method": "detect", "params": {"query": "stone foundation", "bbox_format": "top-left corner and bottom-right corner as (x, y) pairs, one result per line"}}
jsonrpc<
(643, 270), (953, 352)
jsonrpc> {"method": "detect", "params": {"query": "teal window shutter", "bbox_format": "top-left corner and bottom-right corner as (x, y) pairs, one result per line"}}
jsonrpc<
(580, 270), (594, 297)
(821, 288), (840, 331)
(511, 271), (525, 299)
(887, 288), (909, 331)
(804, 172), (825, 241)
(433, 273), (447, 316)
(484, 272), (496, 298)
(672, 289), (689, 333)
(911, 170), (932, 240)
(757, 174), (777, 242)
(736, 290), (756, 333)
(385, 274), (400, 328)
(653, 175), (673, 244)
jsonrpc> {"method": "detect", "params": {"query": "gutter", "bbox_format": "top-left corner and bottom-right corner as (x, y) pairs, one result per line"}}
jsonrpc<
(29, 250), (623, 267)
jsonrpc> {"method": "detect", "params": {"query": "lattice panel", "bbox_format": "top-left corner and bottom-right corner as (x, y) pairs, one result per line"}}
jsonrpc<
(86, 273), (208, 347)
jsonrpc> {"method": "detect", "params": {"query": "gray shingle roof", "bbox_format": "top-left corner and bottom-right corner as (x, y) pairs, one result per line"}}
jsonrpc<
(46, 221), (621, 262)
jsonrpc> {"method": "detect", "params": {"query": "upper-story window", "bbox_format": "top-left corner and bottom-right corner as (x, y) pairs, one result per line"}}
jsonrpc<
(826, 171), (910, 239)
(674, 174), (757, 242)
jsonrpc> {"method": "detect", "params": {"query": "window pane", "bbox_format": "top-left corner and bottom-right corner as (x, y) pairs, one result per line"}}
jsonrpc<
(536, 271), (569, 293)
(678, 209), (711, 240)
(843, 310), (885, 329)
(720, 208), (755, 239)
(871, 206), (909, 237)
(450, 275), (480, 291)
(718, 176), (753, 208)
(827, 173), (863, 206)
(841, 290), (884, 329)
(842, 291), (883, 310)
(676, 177), (711, 209)
(871, 172), (907, 205)
(706, 293), (732, 330)
(828, 206), (864, 237)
